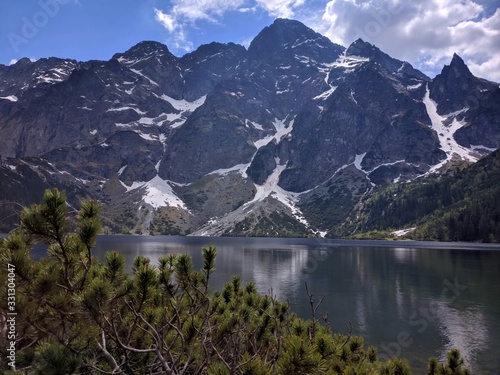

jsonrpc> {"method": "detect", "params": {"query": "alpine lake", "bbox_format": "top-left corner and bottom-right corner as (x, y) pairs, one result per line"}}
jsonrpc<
(24, 235), (500, 374)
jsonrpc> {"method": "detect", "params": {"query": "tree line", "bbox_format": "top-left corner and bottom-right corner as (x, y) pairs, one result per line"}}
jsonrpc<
(340, 150), (500, 242)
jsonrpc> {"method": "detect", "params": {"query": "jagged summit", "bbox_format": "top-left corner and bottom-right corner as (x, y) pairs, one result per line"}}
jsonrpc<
(450, 52), (466, 66)
(345, 38), (373, 54)
(248, 18), (343, 62)
(430, 51), (499, 147)
(183, 41), (245, 58)
(445, 52), (473, 77)
(13, 57), (34, 66)
(346, 38), (428, 80)
(112, 40), (174, 62)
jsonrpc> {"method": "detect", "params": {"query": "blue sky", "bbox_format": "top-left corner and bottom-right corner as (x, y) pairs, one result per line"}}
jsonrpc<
(1, 0), (499, 81)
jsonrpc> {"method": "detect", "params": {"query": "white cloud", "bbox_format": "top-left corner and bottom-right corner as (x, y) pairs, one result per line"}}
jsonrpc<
(154, 0), (308, 53)
(154, 9), (176, 32)
(254, 0), (306, 18)
(155, 0), (246, 27)
(152, 0), (500, 81)
(318, 0), (500, 81)
(238, 7), (257, 13)
(154, 0), (246, 53)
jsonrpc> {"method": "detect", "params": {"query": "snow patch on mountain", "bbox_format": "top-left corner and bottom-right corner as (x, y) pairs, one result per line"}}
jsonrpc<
(370, 160), (406, 173)
(250, 117), (294, 149)
(160, 94), (206, 112)
(470, 145), (497, 153)
(153, 94), (207, 128)
(350, 90), (358, 104)
(143, 176), (187, 209)
(201, 158), (311, 233)
(110, 95), (205, 130)
(135, 130), (157, 141)
(120, 175), (187, 209)
(117, 165), (127, 176)
(393, 227), (416, 236)
(354, 153), (366, 171)
(407, 83), (422, 90)
(423, 85), (479, 172)
(254, 135), (274, 149)
(246, 120), (265, 130)
(294, 54), (314, 65)
(332, 53), (369, 73)
(107, 106), (146, 115)
(0, 95), (18, 102)
(244, 116), (295, 177)
(120, 180), (144, 192)
(34, 62), (76, 85)
(314, 86), (337, 101)
(208, 163), (250, 177)
(291, 37), (323, 49)
(244, 159), (308, 227)
(130, 68), (159, 86)
(117, 55), (155, 67)
(273, 117), (294, 142)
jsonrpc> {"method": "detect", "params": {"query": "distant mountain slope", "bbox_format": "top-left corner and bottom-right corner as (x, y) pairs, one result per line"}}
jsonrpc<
(0, 18), (498, 239)
(336, 150), (500, 242)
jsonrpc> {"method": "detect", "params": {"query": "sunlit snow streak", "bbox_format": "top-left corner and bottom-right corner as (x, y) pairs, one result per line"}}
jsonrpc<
(244, 159), (309, 227)
(0, 95), (18, 102)
(354, 153), (366, 171)
(313, 86), (336, 100)
(160, 94), (206, 112)
(130, 68), (159, 86)
(120, 175), (187, 209)
(315, 52), (367, 101)
(422, 85), (478, 172)
(239, 116), (306, 225)
(207, 163), (250, 177)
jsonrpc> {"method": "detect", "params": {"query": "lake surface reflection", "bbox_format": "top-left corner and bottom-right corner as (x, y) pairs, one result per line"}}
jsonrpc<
(32, 235), (500, 374)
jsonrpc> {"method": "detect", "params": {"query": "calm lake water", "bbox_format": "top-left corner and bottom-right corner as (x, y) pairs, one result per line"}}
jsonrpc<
(24, 235), (500, 373)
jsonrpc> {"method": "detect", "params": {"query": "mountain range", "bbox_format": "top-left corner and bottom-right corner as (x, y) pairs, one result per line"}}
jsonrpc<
(1, 18), (499, 239)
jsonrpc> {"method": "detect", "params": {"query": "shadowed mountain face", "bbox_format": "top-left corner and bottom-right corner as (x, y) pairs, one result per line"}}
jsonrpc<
(0, 18), (498, 236)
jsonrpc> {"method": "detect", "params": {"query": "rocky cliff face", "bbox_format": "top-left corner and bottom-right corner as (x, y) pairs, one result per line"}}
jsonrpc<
(0, 18), (498, 236)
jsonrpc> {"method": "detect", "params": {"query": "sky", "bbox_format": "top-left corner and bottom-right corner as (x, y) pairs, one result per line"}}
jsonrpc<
(1, 0), (499, 82)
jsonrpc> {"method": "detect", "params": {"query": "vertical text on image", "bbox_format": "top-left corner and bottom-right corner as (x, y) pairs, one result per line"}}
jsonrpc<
(6, 263), (17, 370)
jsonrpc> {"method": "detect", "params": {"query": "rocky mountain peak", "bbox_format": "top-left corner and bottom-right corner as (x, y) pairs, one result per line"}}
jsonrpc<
(445, 52), (473, 78)
(345, 38), (374, 56)
(179, 42), (247, 100)
(346, 38), (428, 80)
(112, 40), (176, 64)
(248, 18), (342, 63)
(14, 57), (34, 66)
(183, 41), (245, 59)
(429, 53), (478, 113)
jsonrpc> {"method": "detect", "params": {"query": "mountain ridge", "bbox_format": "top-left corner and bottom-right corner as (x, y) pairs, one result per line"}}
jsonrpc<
(0, 18), (498, 240)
